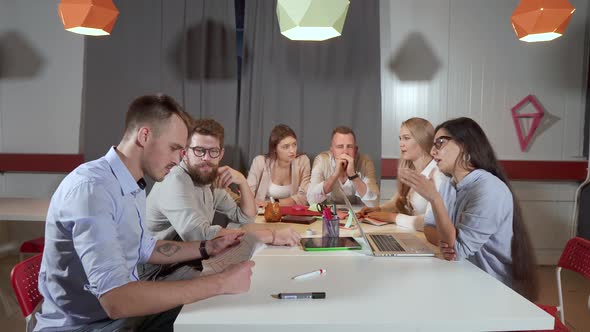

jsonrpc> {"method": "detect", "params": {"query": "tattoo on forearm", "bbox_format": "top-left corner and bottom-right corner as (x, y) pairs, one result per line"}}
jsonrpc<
(156, 243), (181, 257)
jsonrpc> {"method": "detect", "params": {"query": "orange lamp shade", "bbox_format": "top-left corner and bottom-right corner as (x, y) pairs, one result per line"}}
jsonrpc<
(511, 0), (575, 42)
(58, 0), (119, 36)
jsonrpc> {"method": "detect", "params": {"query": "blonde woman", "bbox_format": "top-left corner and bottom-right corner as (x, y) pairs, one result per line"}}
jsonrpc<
(358, 118), (446, 231)
(247, 124), (311, 206)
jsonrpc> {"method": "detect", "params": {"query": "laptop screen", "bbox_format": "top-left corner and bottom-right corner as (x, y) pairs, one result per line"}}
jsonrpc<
(336, 182), (434, 257)
(336, 181), (370, 244)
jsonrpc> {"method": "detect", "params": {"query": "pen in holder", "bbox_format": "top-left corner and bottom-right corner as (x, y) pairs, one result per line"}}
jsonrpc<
(322, 215), (340, 238)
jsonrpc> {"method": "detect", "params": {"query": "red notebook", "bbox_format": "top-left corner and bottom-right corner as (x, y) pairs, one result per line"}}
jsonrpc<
(281, 215), (316, 225)
(279, 205), (322, 216)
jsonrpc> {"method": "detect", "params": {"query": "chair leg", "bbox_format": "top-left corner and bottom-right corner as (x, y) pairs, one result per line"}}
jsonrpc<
(25, 314), (33, 332)
(556, 266), (565, 324)
(0, 288), (12, 316)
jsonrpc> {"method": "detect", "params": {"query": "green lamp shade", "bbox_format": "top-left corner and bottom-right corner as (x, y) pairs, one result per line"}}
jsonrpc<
(277, 0), (350, 41)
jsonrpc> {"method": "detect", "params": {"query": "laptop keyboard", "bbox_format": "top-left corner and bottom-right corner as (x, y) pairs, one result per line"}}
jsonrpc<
(369, 234), (405, 252)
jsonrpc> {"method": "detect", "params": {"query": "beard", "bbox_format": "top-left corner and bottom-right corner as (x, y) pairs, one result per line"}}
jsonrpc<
(187, 161), (218, 186)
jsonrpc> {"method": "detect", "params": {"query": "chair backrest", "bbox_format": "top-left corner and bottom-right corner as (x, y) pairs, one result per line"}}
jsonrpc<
(557, 237), (590, 280)
(10, 253), (43, 317)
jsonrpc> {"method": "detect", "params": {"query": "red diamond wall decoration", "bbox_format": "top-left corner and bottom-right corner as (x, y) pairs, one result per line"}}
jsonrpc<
(511, 94), (544, 152)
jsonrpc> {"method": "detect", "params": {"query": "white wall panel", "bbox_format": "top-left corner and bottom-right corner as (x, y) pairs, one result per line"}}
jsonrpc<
(521, 201), (573, 247)
(381, 0), (588, 161)
(447, 0), (588, 160)
(0, 174), (5, 198)
(380, 179), (397, 203)
(380, 0), (589, 264)
(513, 181), (578, 264)
(512, 181), (581, 202)
(380, 0), (451, 157)
(0, 0), (84, 198)
(1, 173), (66, 198)
(0, 0), (83, 154)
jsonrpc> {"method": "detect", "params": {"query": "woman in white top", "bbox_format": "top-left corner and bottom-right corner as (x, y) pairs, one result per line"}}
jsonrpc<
(358, 118), (445, 231)
(247, 124), (311, 206)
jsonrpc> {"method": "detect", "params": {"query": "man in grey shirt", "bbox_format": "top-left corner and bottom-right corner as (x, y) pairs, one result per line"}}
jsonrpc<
(147, 118), (255, 243)
(142, 119), (299, 280)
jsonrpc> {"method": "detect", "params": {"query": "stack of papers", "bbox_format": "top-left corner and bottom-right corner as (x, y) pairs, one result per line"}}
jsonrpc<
(202, 233), (264, 275)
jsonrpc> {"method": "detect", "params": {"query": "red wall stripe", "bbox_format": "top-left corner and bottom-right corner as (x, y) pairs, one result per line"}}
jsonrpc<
(0, 154), (587, 181)
(381, 159), (399, 178)
(0, 154), (84, 173)
(382, 159), (588, 181)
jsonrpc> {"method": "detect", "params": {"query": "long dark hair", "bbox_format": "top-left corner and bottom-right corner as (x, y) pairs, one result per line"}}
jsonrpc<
(436, 117), (538, 301)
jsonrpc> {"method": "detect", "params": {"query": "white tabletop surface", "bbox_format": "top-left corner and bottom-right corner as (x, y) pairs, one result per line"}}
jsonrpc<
(0, 197), (50, 221)
(176, 214), (553, 331)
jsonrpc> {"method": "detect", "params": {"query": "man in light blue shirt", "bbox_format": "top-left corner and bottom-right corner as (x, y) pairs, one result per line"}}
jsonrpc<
(35, 94), (255, 332)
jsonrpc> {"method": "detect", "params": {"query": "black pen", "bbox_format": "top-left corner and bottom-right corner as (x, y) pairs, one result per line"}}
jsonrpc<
(277, 292), (326, 299)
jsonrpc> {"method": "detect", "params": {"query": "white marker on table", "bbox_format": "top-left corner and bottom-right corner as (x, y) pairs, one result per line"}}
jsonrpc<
(291, 269), (326, 280)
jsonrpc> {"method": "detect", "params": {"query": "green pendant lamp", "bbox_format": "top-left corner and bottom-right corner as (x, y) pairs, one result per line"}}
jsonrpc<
(277, 0), (350, 41)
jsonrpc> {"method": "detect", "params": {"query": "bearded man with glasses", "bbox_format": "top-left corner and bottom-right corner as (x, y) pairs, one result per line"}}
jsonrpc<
(140, 119), (300, 282)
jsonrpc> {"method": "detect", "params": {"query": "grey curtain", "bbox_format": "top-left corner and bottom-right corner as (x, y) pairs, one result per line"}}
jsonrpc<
(237, 0), (382, 180)
(82, 0), (238, 167)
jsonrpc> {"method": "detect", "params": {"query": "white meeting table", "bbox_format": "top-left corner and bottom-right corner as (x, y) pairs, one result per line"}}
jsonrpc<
(0, 197), (50, 222)
(175, 215), (553, 332)
(0, 197), (49, 254)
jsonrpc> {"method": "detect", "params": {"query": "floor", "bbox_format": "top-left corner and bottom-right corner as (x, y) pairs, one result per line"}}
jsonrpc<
(0, 255), (588, 331)
(536, 266), (590, 331)
(0, 255), (23, 332)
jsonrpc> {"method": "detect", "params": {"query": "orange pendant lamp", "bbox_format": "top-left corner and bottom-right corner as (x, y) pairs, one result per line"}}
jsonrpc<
(511, 0), (575, 42)
(58, 0), (120, 36)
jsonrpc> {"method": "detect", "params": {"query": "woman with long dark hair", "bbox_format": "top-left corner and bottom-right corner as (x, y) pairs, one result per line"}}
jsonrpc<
(398, 117), (538, 300)
(358, 118), (446, 231)
(247, 124), (311, 206)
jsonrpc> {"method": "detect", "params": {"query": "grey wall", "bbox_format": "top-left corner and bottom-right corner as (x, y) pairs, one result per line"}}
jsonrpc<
(237, 0), (382, 178)
(83, 0), (238, 166)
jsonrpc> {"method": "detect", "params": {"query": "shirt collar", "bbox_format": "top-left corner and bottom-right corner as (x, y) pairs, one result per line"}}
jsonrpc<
(105, 147), (144, 195)
(421, 159), (437, 176)
(179, 159), (189, 174)
(455, 169), (485, 191)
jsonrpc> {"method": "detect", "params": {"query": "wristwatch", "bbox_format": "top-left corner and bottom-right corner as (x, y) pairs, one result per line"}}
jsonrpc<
(348, 173), (359, 181)
(199, 240), (210, 260)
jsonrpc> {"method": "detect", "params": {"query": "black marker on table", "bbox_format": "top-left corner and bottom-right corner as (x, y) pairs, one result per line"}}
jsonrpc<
(277, 292), (326, 299)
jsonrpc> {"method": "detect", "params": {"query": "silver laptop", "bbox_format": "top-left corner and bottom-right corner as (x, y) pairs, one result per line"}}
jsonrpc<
(338, 183), (434, 257)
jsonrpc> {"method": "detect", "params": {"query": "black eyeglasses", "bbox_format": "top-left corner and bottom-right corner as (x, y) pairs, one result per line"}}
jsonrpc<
(433, 136), (453, 150)
(188, 146), (221, 158)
